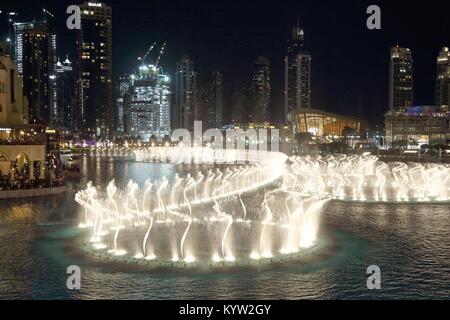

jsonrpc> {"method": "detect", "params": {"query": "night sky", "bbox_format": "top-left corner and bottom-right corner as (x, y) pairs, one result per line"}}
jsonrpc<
(1, 0), (449, 126)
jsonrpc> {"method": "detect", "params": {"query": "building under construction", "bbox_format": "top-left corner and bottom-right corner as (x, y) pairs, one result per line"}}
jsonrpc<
(123, 42), (171, 140)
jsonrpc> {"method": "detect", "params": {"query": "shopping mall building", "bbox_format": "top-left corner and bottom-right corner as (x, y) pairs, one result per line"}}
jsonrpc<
(384, 106), (450, 148)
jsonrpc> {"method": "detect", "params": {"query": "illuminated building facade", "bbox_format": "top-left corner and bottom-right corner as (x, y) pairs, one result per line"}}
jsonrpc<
(389, 46), (413, 112)
(174, 55), (197, 131)
(0, 44), (50, 180)
(385, 106), (450, 148)
(290, 108), (366, 144)
(435, 47), (450, 110)
(14, 20), (55, 125)
(0, 43), (29, 127)
(285, 25), (311, 118)
(125, 65), (171, 140)
(75, 1), (113, 137)
(251, 57), (271, 123)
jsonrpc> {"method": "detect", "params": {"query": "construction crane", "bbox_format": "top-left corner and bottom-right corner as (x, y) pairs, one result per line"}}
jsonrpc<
(138, 41), (157, 63)
(42, 8), (55, 18)
(155, 42), (166, 67)
(138, 42), (166, 68)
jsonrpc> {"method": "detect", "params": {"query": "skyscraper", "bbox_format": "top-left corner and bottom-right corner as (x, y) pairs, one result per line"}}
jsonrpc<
(389, 46), (413, 112)
(125, 64), (171, 140)
(174, 55), (197, 131)
(197, 87), (209, 126)
(14, 20), (55, 125)
(207, 71), (223, 129)
(284, 24), (311, 119)
(115, 74), (131, 135)
(54, 57), (74, 131)
(251, 57), (271, 123)
(231, 89), (246, 125)
(75, 1), (113, 137)
(435, 47), (450, 110)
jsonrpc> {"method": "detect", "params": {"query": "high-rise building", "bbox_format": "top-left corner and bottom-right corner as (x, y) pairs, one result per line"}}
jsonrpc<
(207, 71), (223, 129)
(435, 47), (450, 110)
(389, 46), (413, 112)
(251, 57), (271, 123)
(14, 20), (55, 125)
(197, 87), (209, 126)
(284, 24), (311, 119)
(115, 75), (131, 135)
(75, 1), (113, 137)
(54, 57), (74, 131)
(231, 89), (246, 125)
(174, 55), (197, 131)
(125, 64), (171, 140)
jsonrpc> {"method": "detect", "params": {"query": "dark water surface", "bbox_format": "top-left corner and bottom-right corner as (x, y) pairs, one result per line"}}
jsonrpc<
(0, 157), (449, 299)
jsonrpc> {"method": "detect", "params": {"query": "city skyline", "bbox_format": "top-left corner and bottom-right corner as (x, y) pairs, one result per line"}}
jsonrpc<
(0, 0), (449, 128)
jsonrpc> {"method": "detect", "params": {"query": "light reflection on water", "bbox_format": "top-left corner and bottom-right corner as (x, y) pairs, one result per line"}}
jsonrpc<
(0, 157), (449, 299)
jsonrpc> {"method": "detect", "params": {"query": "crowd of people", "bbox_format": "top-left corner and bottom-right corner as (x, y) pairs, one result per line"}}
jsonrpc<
(0, 157), (65, 191)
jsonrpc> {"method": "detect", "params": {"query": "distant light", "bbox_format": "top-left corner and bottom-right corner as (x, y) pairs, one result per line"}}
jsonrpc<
(6, 37), (11, 42)
(164, 76), (170, 82)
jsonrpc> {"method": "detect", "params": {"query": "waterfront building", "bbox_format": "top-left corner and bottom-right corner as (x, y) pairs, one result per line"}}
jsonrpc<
(1, 43), (62, 186)
(289, 107), (367, 145)
(0, 43), (28, 126)
(385, 106), (450, 148)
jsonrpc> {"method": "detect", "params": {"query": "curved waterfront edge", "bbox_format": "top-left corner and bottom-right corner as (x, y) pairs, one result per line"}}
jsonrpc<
(0, 185), (70, 199)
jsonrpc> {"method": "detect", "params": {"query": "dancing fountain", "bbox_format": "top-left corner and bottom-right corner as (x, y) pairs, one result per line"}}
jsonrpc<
(289, 155), (450, 202)
(76, 149), (450, 270)
(75, 147), (328, 269)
